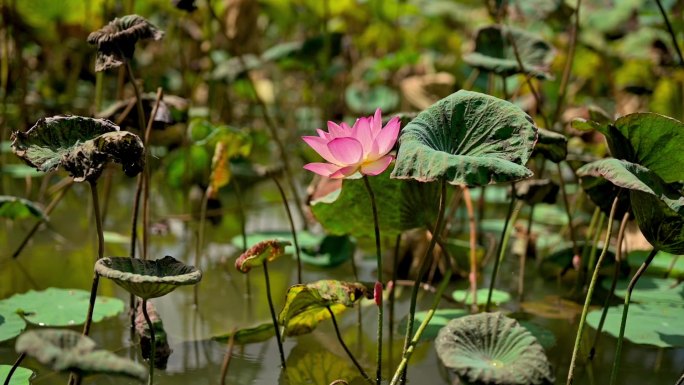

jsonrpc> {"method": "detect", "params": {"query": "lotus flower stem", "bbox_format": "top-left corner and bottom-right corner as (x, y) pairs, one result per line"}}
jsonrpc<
(462, 186), (479, 312)
(608, 247), (659, 385)
(219, 327), (237, 385)
(194, 191), (209, 307)
(388, 233), (402, 365)
(566, 195), (619, 385)
(125, 61), (147, 136)
(326, 306), (372, 384)
(12, 179), (73, 259)
(589, 211), (629, 361)
(141, 299), (156, 385)
(486, 192), (522, 312)
(390, 267), (453, 385)
(552, 0), (582, 125)
(263, 260), (287, 368)
(400, 179), (447, 381)
(273, 175), (302, 284)
(654, 0), (684, 66)
(581, 212), (605, 290)
(362, 175), (383, 384)
(558, 162), (580, 261)
(2, 352), (25, 385)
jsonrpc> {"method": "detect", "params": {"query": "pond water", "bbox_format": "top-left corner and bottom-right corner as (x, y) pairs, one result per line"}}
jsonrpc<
(1, 172), (682, 385)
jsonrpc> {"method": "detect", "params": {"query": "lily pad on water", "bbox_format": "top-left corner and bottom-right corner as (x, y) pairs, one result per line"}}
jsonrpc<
(234, 240), (291, 273)
(391, 90), (537, 186)
(603, 276), (684, 305)
(15, 329), (147, 380)
(435, 312), (554, 385)
(463, 25), (555, 79)
(0, 288), (123, 327)
(213, 323), (276, 345)
(0, 304), (26, 343)
(95, 256), (202, 299)
(279, 280), (372, 337)
(11, 115), (144, 182)
(0, 365), (33, 385)
(279, 342), (364, 385)
(451, 289), (511, 306)
(586, 303), (684, 348)
(521, 296), (584, 320)
(627, 249), (684, 278)
(518, 321), (557, 350)
(398, 309), (469, 341)
(0, 196), (47, 221)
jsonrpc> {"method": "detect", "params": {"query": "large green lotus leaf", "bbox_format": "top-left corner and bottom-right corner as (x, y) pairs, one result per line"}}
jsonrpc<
(213, 323), (276, 345)
(0, 288), (123, 327)
(532, 128), (567, 163)
(95, 256), (202, 299)
(391, 90), (537, 186)
(0, 196), (47, 221)
(311, 170), (440, 238)
(0, 365), (33, 385)
(278, 280), (372, 337)
(278, 342), (363, 385)
(631, 190), (684, 254)
(0, 304), (26, 343)
(435, 312), (554, 385)
(398, 309), (469, 341)
(577, 161), (632, 217)
(11, 115), (144, 182)
(603, 277), (683, 304)
(345, 84), (399, 115)
(586, 303), (684, 348)
(463, 25), (555, 79)
(451, 289), (511, 306)
(15, 329), (147, 380)
(627, 250), (684, 279)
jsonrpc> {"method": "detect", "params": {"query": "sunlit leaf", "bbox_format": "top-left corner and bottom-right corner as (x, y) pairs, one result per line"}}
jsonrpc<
(451, 289), (511, 306)
(0, 196), (47, 221)
(604, 276), (683, 304)
(0, 365), (33, 385)
(0, 304), (26, 343)
(627, 249), (684, 279)
(213, 323), (276, 345)
(398, 308), (468, 341)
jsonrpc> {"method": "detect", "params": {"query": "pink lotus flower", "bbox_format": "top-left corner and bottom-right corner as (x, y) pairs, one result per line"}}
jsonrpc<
(302, 109), (400, 179)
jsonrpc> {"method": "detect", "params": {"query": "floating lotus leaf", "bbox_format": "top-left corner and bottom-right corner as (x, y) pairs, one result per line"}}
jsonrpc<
(278, 342), (363, 385)
(0, 288), (124, 327)
(0, 365), (33, 385)
(463, 25), (555, 79)
(603, 276), (684, 305)
(0, 195), (47, 221)
(235, 239), (291, 273)
(278, 280), (372, 336)
(87, 14), (164, 72)
(398, 309), (469, 341)
(95, 256), (202, 299)
(451, 289), (511, 306)
(213, 323), (276, 345)
(15, 329), (147, 380)
(521, 295), (584, 320)
(391, 90), (537, 186)
(0, 304), (26, 342)
(514, 179), (559, 205)
(11, 115), (144, 182)
(586, 303), (684, 348)
(435, 312), (554, 385)
(627, 249), (684, 279)
(518, 321), (557, 350)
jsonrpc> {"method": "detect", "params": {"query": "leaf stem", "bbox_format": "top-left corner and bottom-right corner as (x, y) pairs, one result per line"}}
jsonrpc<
(263, 261), (287, 368)
(141, 299), (156, 385)
(463, 186), (479, 312)
(2, 353), (25, 385)
(552, 0), (582, 126)
(273, 175), (302, 284)
(654, 0), (684, 66)
(485, 183), (517, 312)
(388, 233), (401, 367)
(82, 180), (104, 337)
(558, 162), (580, 259)
(327, 306), (373, 384)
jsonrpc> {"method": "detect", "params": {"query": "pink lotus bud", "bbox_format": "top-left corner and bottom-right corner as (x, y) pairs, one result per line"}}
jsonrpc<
(572, 254), (581, 270)
(374, 281), (383, 307)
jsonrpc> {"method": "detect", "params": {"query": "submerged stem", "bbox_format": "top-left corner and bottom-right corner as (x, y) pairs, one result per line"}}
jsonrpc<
(327, 306), (372, 383)
(219, 327), (237, 385)
(263, 261), (287, 368)
(463, 186), (479, 312)
(141, 300), (156, 385)
(486, 184), (517, 312)
(2, 353), (26, 385)
(273, 175), (302, 284)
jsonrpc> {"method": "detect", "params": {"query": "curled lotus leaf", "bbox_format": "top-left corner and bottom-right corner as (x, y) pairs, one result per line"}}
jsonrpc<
(435, 312), (554, 385)
(95, 256), (202, 299)
(87, 14), (164, 72)
(391, 90), (537, 186)
(533, 128), (567, 163)
(15, 329), (147, 381)
(235, 239), (291, 273)
(11, 115), (144, 182)
(463, 25), (556, 79)
(278, 280), (372, 337)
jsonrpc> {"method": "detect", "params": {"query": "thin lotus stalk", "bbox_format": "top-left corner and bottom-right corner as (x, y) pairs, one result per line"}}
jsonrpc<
(463, 186), (479, 312)
(400, 179), (447, 381)
(519, 202), (536, 298)
(12, 179), (74, 259)
(566, 195), (619, 385)
(100, 168), (113, 224)
(82, 180), (105, 336)
(142, 88), (163, 261)
(485, 183), (517, 312)
(676, 370), (684, 385)
(263, 260), (286, 368)
(194, 191), (209, 307)
(583, 212), (606, 290)
(552, 0), (582, 125)
(501, 75), (508, 100)
(141, 299), (156, 385)
(654, 0), (684, 66)
(273, 175), (302, 284)
(665, 254), (679, 278)
(94, 71), (104, 114)
(388, 233), (401, 369)
(390, 266), (453, 385)
(326, 306), (372, 384)
(2, 352), (26, 385)
(125, 61), (147, 135)
(589, 211), (630, 361)
(608, 247), (659, 385)
(558, 162), (580, 260)
(233, 181), (248, 253)
(362, 175), (383, 384)
(219, 327), (237, 385)
(463, 68), (480, 91)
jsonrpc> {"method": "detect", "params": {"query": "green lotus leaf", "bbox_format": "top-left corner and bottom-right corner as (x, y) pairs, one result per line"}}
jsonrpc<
(345, 84), (400, 115)
(518, 321), (557, 350)
(95, 256), (202, 299)
(398, 309), (469, 341)
(0, 304), (26, 343)
(0, 196), (47, 221)
(586, 303), (684, 348)
(311, 169), (440, 238)
(278, 280), (372, 337)
(213, 323), (276, 345)
(435, 312), (554, 385)
(391, 90), (537, 186)
(631, 189), (684, 254)
(627, 249), (684, 279)
(1, 164), (44, 178)
(603, 276), (683, 304)
(451, 289), (511, 306)
(576, 159), (632, 217)
(463, 25), (555, 79)
(521, 296), (584, 320)
(11, 115), (144, 182)
(15, 329), (147, 380)
(0, 365), (33, 385)
(87, 14), (164, 72)
(234, 239), (291, 273)
(0, 288), (124, 327)
(278, 342), (363, 385)
(533, 128), (567, 163)
(514, 179), (559, 205)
